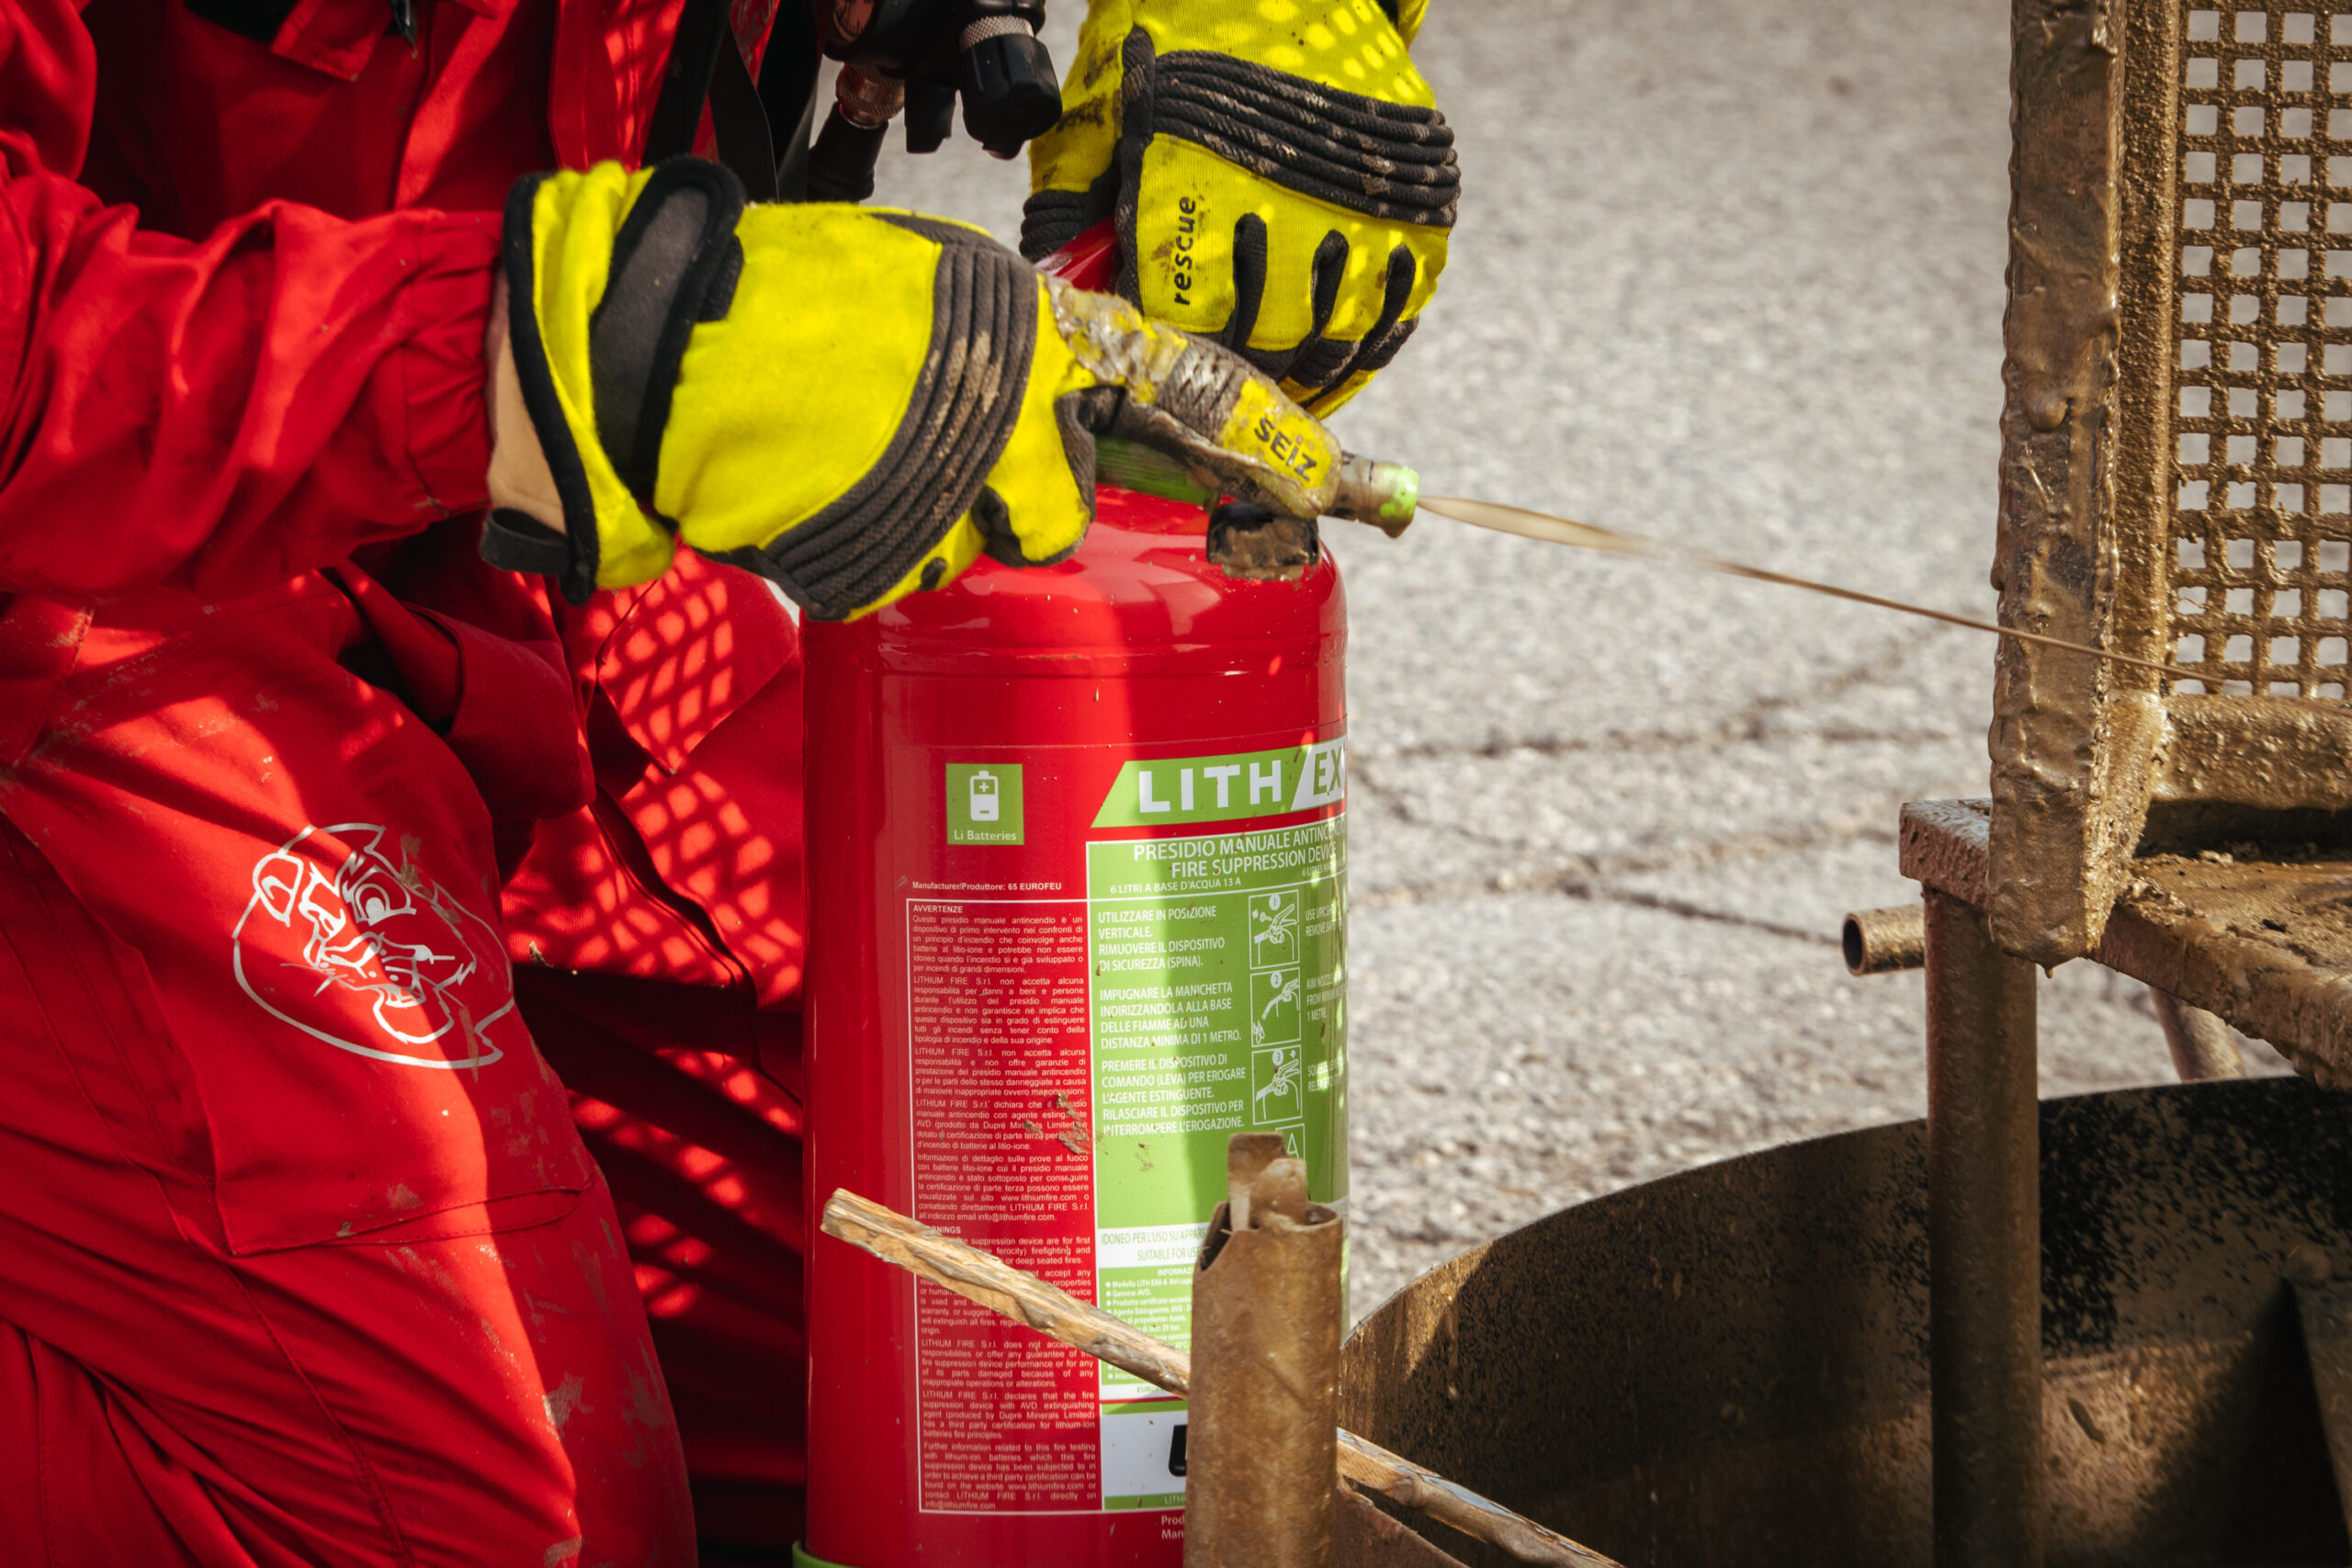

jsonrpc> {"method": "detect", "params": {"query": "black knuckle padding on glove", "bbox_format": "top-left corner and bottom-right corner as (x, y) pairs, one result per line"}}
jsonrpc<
(1020, 184), (1107, 260)
(709, 215), (1040, 619)
(1136, 47), (1459, 227)
(1115, 35), (1457, 402)
(492, 157), (1123, 619)
(1019, 28), (1459, 412)
(1267, 231), (1354, 390)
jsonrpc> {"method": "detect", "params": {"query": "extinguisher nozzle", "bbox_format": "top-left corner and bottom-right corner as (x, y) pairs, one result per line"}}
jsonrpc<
(1328, 456), (1419, 538)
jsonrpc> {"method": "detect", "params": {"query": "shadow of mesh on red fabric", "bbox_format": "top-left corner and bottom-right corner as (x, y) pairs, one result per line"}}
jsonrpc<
(513, 964), (808, 1560)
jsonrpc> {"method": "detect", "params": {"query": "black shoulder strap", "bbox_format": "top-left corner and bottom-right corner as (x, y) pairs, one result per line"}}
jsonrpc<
(643, 0), (820, 203)
(761, 1), (823, 201)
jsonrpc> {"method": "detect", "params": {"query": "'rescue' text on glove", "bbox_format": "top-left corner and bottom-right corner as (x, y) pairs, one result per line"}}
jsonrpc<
(482, 160), (1344, 619)
(1022, 0), (1456, 416)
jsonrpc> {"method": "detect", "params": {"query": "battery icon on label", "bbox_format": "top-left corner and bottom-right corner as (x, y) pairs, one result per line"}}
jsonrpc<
(968, 770), (1001, 823)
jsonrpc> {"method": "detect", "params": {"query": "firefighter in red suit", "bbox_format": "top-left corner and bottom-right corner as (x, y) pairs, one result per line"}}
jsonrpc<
(0, 0), (1451, 1551)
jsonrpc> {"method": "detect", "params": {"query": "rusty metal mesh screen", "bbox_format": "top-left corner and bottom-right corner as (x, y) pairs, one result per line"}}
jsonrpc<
(2169, 4), (2352, 696)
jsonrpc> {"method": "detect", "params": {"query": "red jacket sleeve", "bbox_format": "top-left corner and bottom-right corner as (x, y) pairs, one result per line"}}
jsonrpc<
(0, 0), (500, 601)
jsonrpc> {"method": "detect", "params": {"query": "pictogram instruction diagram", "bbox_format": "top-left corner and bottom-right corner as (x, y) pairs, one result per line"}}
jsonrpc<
(1081, 808), (1346, 1494)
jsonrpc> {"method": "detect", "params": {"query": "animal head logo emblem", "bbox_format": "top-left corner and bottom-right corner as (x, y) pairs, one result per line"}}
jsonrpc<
(232, 824), (514, 1069)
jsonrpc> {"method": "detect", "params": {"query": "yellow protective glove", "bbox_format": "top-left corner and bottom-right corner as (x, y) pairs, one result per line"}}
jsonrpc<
(483, 160), (1344, 620)
(1021, 0), (1455, 416)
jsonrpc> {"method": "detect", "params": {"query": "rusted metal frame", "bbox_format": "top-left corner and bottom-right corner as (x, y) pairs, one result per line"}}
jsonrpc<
(1924, 886), (2044, 1568)
(2151, 690), (2352, 807)
(1993, 0), (2352, 962)
(2164, 6), (2352, 702)
(1904, 797), (2352, 1086)
(1990, 0), (2178, 966)
(2091, 857), (2352, 1085)
(1891, 804), (2241, 1080)
(2148, 987), (2245, 1079)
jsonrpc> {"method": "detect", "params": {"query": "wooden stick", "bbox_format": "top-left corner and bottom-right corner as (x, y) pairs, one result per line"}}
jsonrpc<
(821, 1190), (1623, 1568)
(823, 1188), (1193, 1396)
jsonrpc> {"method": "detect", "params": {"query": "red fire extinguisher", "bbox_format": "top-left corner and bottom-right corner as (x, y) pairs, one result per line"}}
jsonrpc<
(799, 227), (1351, 1568)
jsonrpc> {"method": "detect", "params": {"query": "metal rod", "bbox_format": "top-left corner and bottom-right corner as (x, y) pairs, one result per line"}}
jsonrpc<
(1923, 888), (2042, 1568)
(819, 1189), (1623, 1568)
(1843, 904), (1927, 975)
(2148, 988), (2245, 1082)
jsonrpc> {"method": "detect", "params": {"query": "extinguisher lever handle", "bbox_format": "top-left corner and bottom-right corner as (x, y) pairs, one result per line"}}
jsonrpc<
(1326, 454), (1419, 538)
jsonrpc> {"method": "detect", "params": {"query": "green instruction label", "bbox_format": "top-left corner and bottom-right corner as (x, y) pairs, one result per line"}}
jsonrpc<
(946, 762), (1023, 845)
(1087, 810), (1347, 1415)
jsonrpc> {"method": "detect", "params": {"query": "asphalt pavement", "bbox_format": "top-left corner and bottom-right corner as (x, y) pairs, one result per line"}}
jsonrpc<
(873, 0), (2290, 1320)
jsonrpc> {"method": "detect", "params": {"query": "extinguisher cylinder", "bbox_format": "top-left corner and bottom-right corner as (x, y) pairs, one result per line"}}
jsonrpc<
(802, 489), (1350, 1568)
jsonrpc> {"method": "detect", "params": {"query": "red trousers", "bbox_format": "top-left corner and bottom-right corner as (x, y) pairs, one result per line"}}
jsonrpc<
(0, 824), (695, 1564)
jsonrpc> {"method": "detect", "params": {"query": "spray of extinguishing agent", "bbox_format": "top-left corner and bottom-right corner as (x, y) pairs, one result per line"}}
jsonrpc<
(797, 225), (1417, 1567)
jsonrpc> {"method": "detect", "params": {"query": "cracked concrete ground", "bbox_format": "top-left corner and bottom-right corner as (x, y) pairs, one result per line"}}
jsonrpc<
(876, 0), (2290, 1322)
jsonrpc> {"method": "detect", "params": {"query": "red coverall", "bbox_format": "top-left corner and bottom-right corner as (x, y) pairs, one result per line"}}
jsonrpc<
(0, 0), (810, 1555)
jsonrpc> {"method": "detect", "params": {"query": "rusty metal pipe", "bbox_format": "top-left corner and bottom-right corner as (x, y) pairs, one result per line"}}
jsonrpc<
(1923, 889), (2042, 1568)
(1186, 1134), (1344, 1568)
(2148, 988), (2245, 1082)
(1844, 904), (1927, 975)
